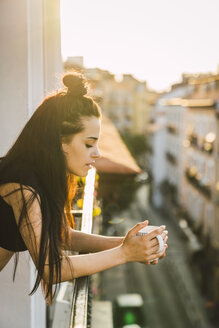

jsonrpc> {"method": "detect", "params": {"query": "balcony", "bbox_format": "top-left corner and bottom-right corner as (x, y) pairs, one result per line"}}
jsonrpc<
(187, 132), (215, 155)
(185, 168), (211, 199)
(167, 124), (178, 135)
(49, 167), (108, 328)
(166, 151), (177, 165)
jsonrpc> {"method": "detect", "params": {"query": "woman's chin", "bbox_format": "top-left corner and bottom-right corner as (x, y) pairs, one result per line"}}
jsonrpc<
(67, 165), (89, 178)
(79, 172), (88, 178)
(77, 169), (89, 178)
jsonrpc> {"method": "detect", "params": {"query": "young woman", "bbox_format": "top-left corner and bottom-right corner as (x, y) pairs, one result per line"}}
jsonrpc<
(0, 73), (168, 302)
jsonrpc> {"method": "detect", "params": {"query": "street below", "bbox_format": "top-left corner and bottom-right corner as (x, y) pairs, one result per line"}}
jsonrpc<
(99, 184), (213, 328)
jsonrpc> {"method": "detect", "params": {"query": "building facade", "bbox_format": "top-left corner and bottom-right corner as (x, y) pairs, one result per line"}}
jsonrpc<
(181, 75), (219, 305)
(64, 60), (159, 135)
(149, 71), (219, 307)
(148, 79), (192, 208)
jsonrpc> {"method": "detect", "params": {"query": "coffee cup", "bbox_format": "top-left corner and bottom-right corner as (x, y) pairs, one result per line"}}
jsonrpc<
(137, 225), (165, 260)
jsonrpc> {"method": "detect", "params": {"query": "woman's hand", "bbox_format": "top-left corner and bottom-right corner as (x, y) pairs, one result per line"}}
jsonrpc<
(146, 229), (168, 265)
(121, 220), (167, 264)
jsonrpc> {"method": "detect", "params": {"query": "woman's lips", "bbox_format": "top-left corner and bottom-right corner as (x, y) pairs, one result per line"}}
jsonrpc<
(86, 163), (95, 169)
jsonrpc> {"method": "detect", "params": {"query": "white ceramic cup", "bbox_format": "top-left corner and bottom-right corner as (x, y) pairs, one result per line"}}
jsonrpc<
(137, 225), (165, 261)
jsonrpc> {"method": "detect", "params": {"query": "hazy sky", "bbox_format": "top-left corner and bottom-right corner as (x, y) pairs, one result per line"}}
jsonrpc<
(60, 0), (219, 91)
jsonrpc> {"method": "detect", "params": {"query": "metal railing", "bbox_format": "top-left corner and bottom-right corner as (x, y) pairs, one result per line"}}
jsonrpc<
(69, 167), (96, 328)
(51, 168), (96, 328)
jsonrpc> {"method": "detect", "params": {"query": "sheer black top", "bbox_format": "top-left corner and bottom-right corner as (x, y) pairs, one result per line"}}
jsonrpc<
(0, 195), (27, 251)
(0, 163), (42, 252)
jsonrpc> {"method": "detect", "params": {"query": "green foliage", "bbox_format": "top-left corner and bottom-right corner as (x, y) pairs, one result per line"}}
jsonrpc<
(121, 132), (149, 169)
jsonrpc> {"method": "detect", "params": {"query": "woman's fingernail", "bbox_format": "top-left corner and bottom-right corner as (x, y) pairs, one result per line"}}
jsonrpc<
(159, 226), (165, 233)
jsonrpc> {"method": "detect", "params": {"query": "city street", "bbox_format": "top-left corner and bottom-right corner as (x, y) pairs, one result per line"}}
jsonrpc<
(100, 184), (213, 328)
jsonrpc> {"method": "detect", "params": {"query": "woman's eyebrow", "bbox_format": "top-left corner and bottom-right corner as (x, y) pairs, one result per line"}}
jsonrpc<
(85, 137), (98, 140)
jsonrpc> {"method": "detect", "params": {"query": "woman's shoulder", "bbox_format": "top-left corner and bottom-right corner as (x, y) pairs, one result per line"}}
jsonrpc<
(0, 161), (42, 192)
(0, 182), (43, 231)
(0, 182), (37, 193)
(0, 182), (40, 208)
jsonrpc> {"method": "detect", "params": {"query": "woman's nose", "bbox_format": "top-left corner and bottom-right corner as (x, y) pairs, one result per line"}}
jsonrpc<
(92, 146), (101, 159)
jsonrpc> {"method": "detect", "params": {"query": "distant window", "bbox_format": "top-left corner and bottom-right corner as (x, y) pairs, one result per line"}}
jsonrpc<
(216, 100), (219, 114)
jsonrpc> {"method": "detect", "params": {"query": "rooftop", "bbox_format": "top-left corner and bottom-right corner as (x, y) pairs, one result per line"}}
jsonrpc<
(94, 116), (141, 174)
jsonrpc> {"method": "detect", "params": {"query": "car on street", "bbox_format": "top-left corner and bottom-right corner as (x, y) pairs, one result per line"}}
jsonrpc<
(113, 293), (145, 328)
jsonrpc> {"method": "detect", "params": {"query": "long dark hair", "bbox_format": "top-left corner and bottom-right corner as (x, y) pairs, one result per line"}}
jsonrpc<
(0, 72), (101, 299)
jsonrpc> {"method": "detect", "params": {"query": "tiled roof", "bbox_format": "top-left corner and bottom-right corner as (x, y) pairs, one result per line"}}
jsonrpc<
(94, 116), (141, 174)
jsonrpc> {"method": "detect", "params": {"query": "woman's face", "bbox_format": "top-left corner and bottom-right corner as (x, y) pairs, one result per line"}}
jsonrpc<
(62, 116), (101, 177)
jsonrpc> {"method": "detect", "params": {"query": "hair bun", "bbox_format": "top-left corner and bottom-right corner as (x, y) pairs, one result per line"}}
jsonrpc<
(62, 73), (87, 97)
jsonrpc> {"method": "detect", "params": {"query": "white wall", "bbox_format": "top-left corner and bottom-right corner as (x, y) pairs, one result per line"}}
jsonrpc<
(0, 0), (62, 327)
(0, 0), (29, 157)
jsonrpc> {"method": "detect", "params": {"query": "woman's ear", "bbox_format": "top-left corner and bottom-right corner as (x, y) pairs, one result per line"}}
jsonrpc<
(61, 135), (73, 154)
(61, 142), (69, 154)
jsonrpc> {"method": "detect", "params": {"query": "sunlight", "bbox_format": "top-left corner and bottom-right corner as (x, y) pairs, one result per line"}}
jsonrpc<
(60, 0), (219, 91)
(80, 167), (96, 233)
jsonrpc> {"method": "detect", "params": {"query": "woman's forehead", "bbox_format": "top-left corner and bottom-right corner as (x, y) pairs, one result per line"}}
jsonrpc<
(81, 117), (101, 137)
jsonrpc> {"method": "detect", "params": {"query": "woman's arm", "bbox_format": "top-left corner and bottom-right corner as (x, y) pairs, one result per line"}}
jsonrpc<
(47, 222), (166, 283)
(63, 229), (124, 253)
(7, 184), (167, 284)
(64, 227), (167, 254)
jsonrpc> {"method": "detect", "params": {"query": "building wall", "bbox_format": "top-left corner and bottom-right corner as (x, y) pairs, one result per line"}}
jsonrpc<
(149, 71), (219, 304)
(150, 84), (190, 208)
(79, 68), (155, 135)
(183, 107), (218, 245)
(0, 0), (29, 157)
(165, 105), (187, 204)
(0, 1), (62, 327)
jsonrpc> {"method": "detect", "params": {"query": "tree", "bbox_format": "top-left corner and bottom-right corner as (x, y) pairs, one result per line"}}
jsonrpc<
(121, 132), (149, 170)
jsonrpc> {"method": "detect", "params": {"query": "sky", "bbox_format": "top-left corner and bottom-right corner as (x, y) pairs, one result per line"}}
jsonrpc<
(60, 0), (219, 92)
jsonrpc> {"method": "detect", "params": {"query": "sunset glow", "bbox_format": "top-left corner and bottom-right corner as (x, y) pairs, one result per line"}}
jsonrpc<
(61, 0), (219, 91)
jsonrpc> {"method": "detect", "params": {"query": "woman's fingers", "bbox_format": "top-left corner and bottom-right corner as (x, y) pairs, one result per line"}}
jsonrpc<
(127, 220), (149, 237)
(159, 244), (168, 259)
(146, 250), (165, 262)
(147, 225), (166, 240)
(150, 259), (159, 265)
(146, 241), (168, 258)
(161, 230), (168, 243)
(150, 242), (162, 254)
(145, 231), (168, 249)
(123, 222), (168, 263)
(141, 241), (168, 265)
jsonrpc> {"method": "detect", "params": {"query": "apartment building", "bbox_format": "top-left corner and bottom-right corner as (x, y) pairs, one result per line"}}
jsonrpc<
(148, 78), (192, 208)
(64, 60), (158, 135)
(182, 75), (219, 244)
(150, 71), (219, 305)
(180, 73), (219, 305)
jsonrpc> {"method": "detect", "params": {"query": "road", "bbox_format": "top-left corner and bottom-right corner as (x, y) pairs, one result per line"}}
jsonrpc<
(100, 184), (213, 328)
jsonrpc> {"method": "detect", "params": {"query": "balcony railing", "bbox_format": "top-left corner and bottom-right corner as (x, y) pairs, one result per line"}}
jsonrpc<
(165, 151), (177, 165)
(167, 124), (178, 135)
(185, 168), (212, 199)
(187, 133), (215, 155)
(50, 167), (96, 328)
(69, 167), (96, 328)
